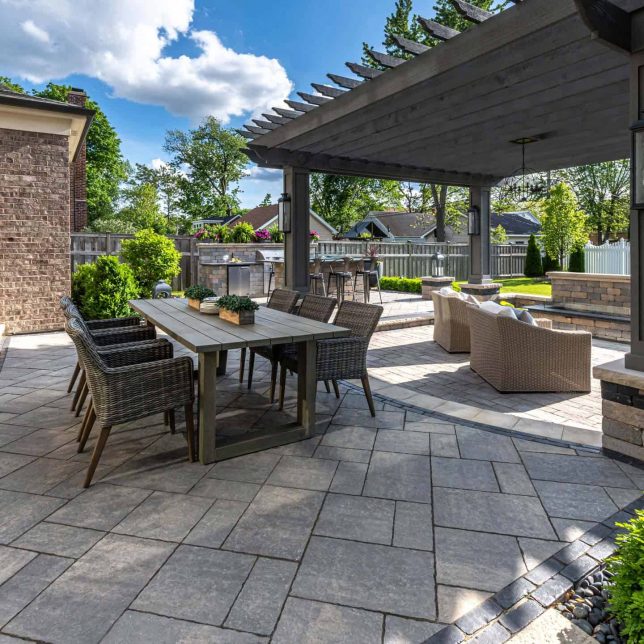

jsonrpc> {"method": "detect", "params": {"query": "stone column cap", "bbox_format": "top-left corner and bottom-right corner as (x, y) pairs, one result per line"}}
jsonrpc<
(594, 358), (644, 389)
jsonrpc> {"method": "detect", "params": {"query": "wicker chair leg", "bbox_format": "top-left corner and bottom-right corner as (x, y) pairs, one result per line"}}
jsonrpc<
(76, 399), (93, 441)
(75, 381), (89, 417)
(361, 374), (376, 417)
(278, 361), (287, 411)
(163, 411), (169, 426)
(70, 370), (86, 411)
(78, 406), (96, 453)
(324, 380), (331, 393)
(270, 360), (278, 403)
(67, 361), (80, 393)
(84, 426), (111, 488)
(168, 409), (176, 434)
(184, 403), (195, 462)
(239, 348), (246, 383)
(247, 350), (255, 390)
(331, 380), (340, 399)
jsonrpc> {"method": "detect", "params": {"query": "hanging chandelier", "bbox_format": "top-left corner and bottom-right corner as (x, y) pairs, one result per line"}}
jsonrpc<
(497, 138), (550, 203)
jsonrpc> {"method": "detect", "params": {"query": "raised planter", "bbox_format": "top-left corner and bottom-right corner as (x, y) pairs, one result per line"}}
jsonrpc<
(219, 308), (255, 325)
(188, 299), (201, 311)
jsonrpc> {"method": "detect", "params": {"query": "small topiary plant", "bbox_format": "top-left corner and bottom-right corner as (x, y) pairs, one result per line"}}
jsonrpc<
(121, 229), (182, 297)
(216, 295), (259, 312)
(569, 245), (586, 272)
(607, 509), (644, 643)
(230, 222), (255, 243)
(379, 277), (422, 293)
(73, 256), (139, 320)
(542, 253), (561, 273)
(524, 233), (544, 277)
(184, 285), (215, 301)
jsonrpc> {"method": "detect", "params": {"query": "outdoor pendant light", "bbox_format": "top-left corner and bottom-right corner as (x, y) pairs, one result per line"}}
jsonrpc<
(278, 192), (292, 233)
(631, 121), (644, 208)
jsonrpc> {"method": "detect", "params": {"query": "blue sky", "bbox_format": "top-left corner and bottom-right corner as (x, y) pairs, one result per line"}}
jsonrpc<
(2, 0), (422, 208)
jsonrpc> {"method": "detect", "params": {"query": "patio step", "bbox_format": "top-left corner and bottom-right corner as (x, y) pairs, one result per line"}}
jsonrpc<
(377, 313), (433, 332)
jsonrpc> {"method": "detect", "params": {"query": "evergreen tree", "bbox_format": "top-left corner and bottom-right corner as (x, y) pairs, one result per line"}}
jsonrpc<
(568, 245), (586, 273)
(524, 233), (544, 277)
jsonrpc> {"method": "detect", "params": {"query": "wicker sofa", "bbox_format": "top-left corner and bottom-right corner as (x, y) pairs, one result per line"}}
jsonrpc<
(431, 291), (471, 353)
(467, 305), (592, 393)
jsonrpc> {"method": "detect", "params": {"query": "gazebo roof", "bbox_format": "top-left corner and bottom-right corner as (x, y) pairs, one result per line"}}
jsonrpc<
(243, 0), (638, 186)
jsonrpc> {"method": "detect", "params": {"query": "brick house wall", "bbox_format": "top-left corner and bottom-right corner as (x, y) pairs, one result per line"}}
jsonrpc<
(0, 128), (71, 333)
(67, 89), (88, 232)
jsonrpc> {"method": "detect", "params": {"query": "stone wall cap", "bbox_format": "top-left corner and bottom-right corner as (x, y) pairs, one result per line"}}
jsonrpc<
(548, 272), (631, 283)
(593, 358), (644, 388)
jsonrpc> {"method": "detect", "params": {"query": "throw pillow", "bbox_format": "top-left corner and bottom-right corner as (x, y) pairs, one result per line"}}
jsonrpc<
(516, 309), (537, 326)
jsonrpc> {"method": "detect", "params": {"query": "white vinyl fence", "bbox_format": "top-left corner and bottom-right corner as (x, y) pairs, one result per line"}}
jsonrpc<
(584, 239), (630, 275)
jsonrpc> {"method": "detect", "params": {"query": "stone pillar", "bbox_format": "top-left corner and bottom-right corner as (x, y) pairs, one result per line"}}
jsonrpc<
(283, 166), (310, 294)
(421, 276), (454, 299)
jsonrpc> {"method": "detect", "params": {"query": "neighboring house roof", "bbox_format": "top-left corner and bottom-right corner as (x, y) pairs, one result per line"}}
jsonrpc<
(233, 204), (337, 234)
(491, 211), (541, 236)
(345, 211), (435, 240)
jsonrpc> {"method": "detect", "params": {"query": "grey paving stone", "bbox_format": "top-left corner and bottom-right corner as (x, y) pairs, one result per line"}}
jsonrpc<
(531, 573), (573, 607)
(436, 586), (492, 623)
(518, 538), (566, 571)
(363, 451), (432, 503)
(455, 598), (503, 634)
(604, 486), (643, 508)
(12, 522), (105, 558)
(469, 621), (511, 644)
(430, 434), (460, 458)
(456, 429), (520, 463)
(554, 540), (590, 565)
(513, 438), (576, 455)
(225, 558), (297, 635)
(499, 599), (544, 633)
(432, 457), (499, 492)
(0, 489), (65, 544)
(495, 578), (536, 610)
(405, 421), (456, 435)
(522, 453), (634, 488)
(1, 429), (76, 457)
(224, 485), (324, 561)
(0, 554), (72, 628)
(331, 408), (405, 429)
(266, 455), (338, 491)
(272, 597), (383, 644)
(0, 452), (36, 478)
(524, 557), (564, 585)
(132, 544), (255, 626)
(329, 461), (368, 495)
(47, 483), (151, 531)
(434, 488), (556, 539)
(534, 480), (618, 521)
(314, 493), (394, 545)
(103, 610), (267, 643)
(578, 522), (613, 545)
(208, 451), (281, 484)
(321, 425), (377, 449)
(112, 491), (212, 542)
(384, 616), (445, 644)
(313, 445), (371, 463)
(270, 436), (321, 457)
(561, 554), (598, 581)
(375, 429), (430, 455)
(435, 527), (526, 592)
(588, 536), (618, 561)
(190, 477), (261, 501)
(184, 499), (248, 548)
(394, 501), (433, 551)
(551, 518), (597, 542)
(493, 462), (536, 496)
(0, 546), (36, 585)
(292, 536), (436, 619)
(6, 534), (174, 643)
(0, 457), (84, 495)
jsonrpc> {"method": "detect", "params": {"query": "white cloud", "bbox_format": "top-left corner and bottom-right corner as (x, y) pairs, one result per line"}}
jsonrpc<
(150, 158), (167, 170)
(0, 0), (292, 122)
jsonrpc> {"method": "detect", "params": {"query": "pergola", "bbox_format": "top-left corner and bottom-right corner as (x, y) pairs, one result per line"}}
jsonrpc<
(241, 0), (643, 371)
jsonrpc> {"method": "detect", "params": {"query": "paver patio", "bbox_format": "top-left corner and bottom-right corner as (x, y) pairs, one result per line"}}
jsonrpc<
(0, 331), (641, 643)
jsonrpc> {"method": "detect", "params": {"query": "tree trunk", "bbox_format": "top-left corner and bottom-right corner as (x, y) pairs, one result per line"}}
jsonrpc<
(431, 185), (448, 242)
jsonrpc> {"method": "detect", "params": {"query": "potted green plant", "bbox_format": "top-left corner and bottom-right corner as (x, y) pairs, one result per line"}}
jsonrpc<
(184, 285), (216, 310)
(217, 295), (259, 325)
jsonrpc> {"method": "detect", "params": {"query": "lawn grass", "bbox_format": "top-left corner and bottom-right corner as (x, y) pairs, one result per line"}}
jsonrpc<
(454, 278), (551, 297)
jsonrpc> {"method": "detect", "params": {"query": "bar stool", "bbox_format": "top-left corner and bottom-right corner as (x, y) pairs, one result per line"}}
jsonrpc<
(266, 263), (276, 297)
(353, 267), (383, 304)
(309, 272), (326, 295)
(326, 265), (352, 302)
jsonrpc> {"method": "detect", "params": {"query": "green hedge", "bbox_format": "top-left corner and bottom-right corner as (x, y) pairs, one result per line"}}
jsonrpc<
(379, 276), (422, 293)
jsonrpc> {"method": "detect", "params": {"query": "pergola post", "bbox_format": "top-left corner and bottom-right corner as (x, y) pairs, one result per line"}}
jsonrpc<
(467, 186), (492, 284)
(283, 166), (310, 293)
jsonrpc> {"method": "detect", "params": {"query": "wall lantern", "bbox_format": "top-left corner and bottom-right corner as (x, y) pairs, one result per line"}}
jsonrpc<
(631, 121), (644, 208)
(153, 279), (172, 299)
(278, 192), (291, 233)
(430, 252), (445, 277)
(467, 206), (481, 236)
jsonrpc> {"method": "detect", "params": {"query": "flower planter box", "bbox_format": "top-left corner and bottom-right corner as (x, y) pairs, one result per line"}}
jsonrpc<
(219, 308), (255, 325)
(188, 299), (201, 311)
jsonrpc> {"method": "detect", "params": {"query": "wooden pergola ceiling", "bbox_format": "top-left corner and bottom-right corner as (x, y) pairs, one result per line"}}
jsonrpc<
(241, 0), (638, 187)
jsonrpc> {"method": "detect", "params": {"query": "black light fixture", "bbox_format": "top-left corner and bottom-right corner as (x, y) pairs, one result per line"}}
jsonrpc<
(498, 137), (549, 203)
(631, 121), (644, 208)
(467, 206), (480, 236)
(277, 192), (291, 233)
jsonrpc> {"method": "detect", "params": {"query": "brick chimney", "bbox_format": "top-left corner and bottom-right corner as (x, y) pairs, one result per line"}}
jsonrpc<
(68, 88), (88, 231)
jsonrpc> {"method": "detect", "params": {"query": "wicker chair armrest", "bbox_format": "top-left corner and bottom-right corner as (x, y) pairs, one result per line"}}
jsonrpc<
(97, 338), (165, 351)
(85, 316), (141, 329)
(317, 336), (368, 361)
(535, 318), (553, 329)
(91, 325), (156, 345)
(98, 339), (173, 367)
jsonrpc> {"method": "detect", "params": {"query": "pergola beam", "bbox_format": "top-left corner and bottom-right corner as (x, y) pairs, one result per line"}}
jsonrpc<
(263, 113), (292, 125)
(311, 83), (346, 98)
(253, 119), (279, 130)
(573, 0), (631, 52)
(418, 17), (460, 41)
(345, 62), (382, 79)
(367, 50), (406, 68)
(297, 92), (332, 106)
(274, 107), (305, 119)
(327, 73), (364, 89)
(244, 124), (270, 135)
(449, 0), (494, 23)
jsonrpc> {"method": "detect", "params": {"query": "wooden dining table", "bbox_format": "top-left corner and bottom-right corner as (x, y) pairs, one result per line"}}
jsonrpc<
(129, 298), (350, 464)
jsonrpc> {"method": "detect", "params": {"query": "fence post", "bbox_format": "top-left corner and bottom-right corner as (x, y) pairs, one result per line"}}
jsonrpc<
(190, 237), (198, 289)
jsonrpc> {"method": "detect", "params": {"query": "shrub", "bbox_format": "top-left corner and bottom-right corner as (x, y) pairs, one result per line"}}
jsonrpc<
(268, 224), (283, 243)
(569, 245), (586, 272)
(217, 295), (259, 312)
(607, 510), (644, 643)
(86, 217), (137, 234)
(194, 223), (231, 243)
(379, 276), (422, 293)
(524, 234), (544, 277)
(254, 228), (271, 242)
(184, 285), (216, 301)
(542, 253), (561, 273)
(230, 222), (255, 243)
(72, 256), (139, 320)
(310, 230), (320, 241)
(121, 229), (181, 297)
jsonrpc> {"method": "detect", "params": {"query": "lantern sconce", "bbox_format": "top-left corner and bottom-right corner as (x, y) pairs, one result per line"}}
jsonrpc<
(467, 205), (481, 236)
(278, 192), (292, 233)
(631, 121), (644, 209)
(430, 252), (445, 278)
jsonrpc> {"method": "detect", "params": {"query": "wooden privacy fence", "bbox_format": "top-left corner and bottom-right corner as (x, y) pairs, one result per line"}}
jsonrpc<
(584, 240), (630, 275)
(70, 233), (198, 291)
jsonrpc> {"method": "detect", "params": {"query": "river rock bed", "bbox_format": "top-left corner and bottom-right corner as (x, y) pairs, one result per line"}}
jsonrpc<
(556, 566), (624, 643)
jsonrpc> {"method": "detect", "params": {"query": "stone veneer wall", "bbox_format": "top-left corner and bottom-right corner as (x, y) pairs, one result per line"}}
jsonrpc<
(549, 272), (630, 316)
(0, 128), (71, 334)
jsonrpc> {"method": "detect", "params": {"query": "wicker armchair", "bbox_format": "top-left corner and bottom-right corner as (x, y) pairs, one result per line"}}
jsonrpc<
(431, 292), (471, 353)
(240, 288), (300, 388)
(467, 305), (592, 393)
(65, 318), (195, 488)
(279, 300), (383, 416)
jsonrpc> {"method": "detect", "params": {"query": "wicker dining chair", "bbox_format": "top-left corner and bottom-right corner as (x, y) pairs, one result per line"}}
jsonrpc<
(239, 288), (299, 386)
(65, 318), (195, 488)
(278, 300), (383, 416)
(248, 294), (338, 402)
